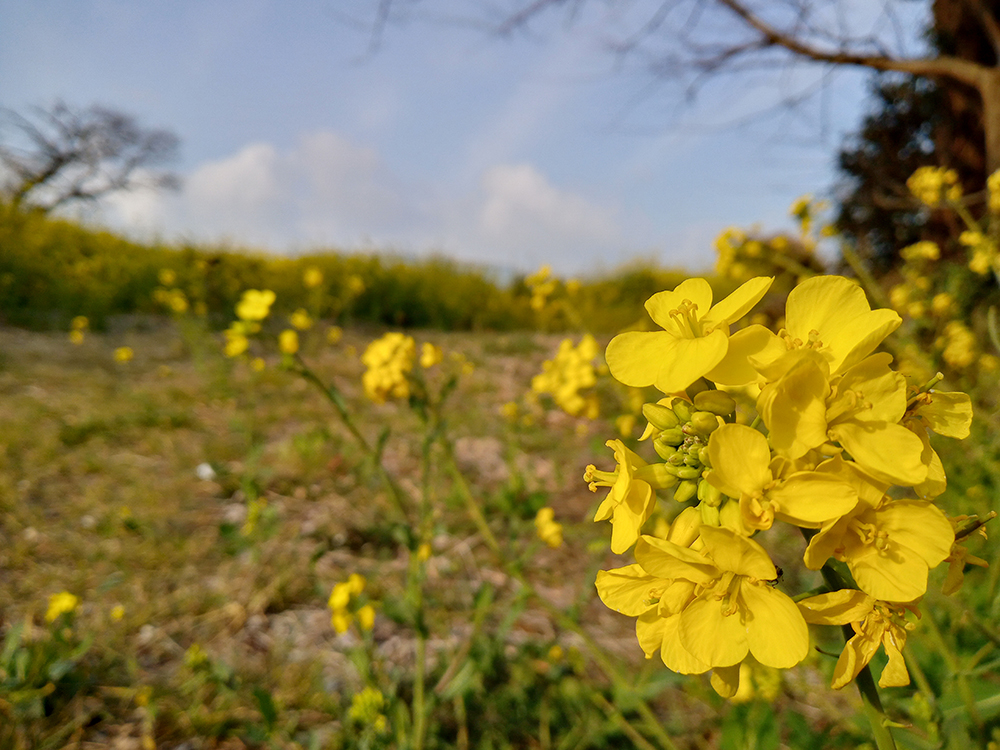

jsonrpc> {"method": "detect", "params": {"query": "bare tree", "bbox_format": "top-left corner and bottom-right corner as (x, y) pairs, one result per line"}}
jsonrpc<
(368, 1), (1000, 171)
(0, 101), (180, 212)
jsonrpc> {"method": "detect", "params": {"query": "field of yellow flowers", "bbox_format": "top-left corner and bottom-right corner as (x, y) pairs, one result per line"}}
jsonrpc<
(2, 175), (1000, 750)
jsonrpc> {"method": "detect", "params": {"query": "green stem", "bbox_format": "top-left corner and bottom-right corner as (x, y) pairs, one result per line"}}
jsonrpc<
(439, 441), (501, 555)
(816, 563), (897, 750)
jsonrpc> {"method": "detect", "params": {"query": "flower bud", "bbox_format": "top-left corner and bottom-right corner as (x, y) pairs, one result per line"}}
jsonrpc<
(667, 506), (702, 547)
(676, 465), (703, 480)
(690, 411), (721, 439)
(642, 402), (680, 430)
(693, 390), (736, 417)
(699, 502), (721, 526)
(671, 400), (693, 423)
(653, 440), (677, 461)
(657, 427), (685, 446)
(674, 480), (700, 503)
(696, 479), (723, 507)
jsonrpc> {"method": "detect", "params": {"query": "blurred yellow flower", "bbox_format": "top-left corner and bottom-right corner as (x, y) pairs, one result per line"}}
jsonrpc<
(69, 329), (84, 345)
(327, 325), (343, 344)
(535, 507), (563, 548)
(110, 604), (125, 621)
(349, 686), (388, 730)
(988, 169), (1000, 212)
(114, 346), (134, 363)
(532, 335), (600, 417)
(235, 289), (276, 322)
(940, 320), (977, 368)
(46, 591), (79, 622)
(71, 315), (89, 331)
(158, 268), (177, 286)
(250, 357), (266, 372)
(356, 603), (376, 631)
(279, 329), (299, 355)
(346, 274), (366, 296)
(303, 266), (323, 288)
(907, 166), (961, 206)
(420, 342), (443, 368)
(361, 332), (415, 403)
(289, 308), (313, 330)
(900, 241), (940, 262)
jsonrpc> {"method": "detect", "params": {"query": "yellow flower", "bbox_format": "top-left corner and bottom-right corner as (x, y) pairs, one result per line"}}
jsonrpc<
(532, 335), (599, 417)
(930, 292), (955, 317)
(46, 591), (80, 622)
(758, 352), (927, 486)
(606, 276), (773, 394)
(71, 315), (89, 331)
(69, 329), (84, 345)
(289, 308), (313, 330)
(420, 342), (442, 368)
(110, 604), (125, 621)
(706, 424), (857, 531)
(907, 166), (961, 206)
(361, 332), (415, 403)
(235, 289), (276, 322)
(357, 604), (376, 631)
(279, 329), (299, 355)
(303, 266), (323, 288)
(585, 440), (656, 554)
(778, 275), (901, 375)
(349, 686), (388, 730)
(940, 320), (977, 368)
(224, 328), (249, 358)
(804, 495), (953, 601)
(799, 589), (913, 689)
(417, 542), (432, 561)
(114, 346), (134, 363)
(327, 325), (343, 344)
(346, 274), (366, 296)
(597, 527), (809, 685)
(900, 241), (940, 262)
(158, 268), (177, 286)
(250, 357), (266, 372)
(535, 507), (564, 548)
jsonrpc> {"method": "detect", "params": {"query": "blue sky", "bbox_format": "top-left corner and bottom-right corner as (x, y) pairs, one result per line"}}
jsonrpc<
(1, 0), (907, 275)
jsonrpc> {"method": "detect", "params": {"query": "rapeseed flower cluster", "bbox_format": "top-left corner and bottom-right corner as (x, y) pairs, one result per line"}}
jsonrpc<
(361, 332), (416, 403)
(526, 264), (558, 311)
(531, 334), (600, 418)
(224, 289), (276, 358)
(534, 507), (563, 548)
(328, 574), (375, 634)
(589, 274), (976, 696)
(46, 591), (80, 622)
(69, 315), (88, 345)
(907, 166), (962, 206)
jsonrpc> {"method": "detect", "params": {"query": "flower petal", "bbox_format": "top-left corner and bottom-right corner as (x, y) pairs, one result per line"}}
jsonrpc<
(659, 613), (711, 674)
(830, 420), (928, 486)
(702, 276), (773, 329)
(741, 584), (809, 669)
(596, 564), (660, 616)
(877, 500), (953, 568)
(918, 391), (973, 439)
(606, 331), (677, 388)
(679, 596), (749, 668)
(768, 472), (859, 527)
(706, 324), (784, 386)
(758, 356), (831, 459)
(654, 331), (729, 394)
(710, 664), (742, 698)
(798, 589), (873, 625)
(707, 424), (772, 499)
(699, 526), (776, 580)
(635, 536), (719, 584)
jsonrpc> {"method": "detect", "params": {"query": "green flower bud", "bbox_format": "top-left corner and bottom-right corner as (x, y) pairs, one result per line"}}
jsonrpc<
(697, 479), (723, 507)
(658, 427), (685, 446)
(663, 463), (683, 477)
(698, 446), (711, 466)
(676, 465), (703, 480)
(642, 403), (680, 431)
(653, 441), (677, 462)
(699, 501), (721, 526)
(693, 390), (737, 417)
(682, 453), (701, 468)
(671, 400), (693, 423)
(690, 411), (721, 439)
(673, 479), (699, 503)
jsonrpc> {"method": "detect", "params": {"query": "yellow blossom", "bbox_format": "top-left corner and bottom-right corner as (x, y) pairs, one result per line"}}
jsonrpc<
(706, 424), (857, 531)
(500, 401), (519, 422)
(158, 268), (177, 286)
(596, 527), (809, 692)
(349, 686), (388, 731)
(535, 507), (564, 548)
(900, 241), (940, 262)
(417, 542), (432, 561)
(114, 346), (134, 363)
(907, 166), (961, 206)
(303, 266), (323, 288)
(361, 332), (415, 403)
(804, 495), (953, 601)
(224, 327), (249, 358)
(235, 289), (276, 322)
(71, 315), (89, 331)
(251, 357), (266, 372)
(420, 342), (443, 368)
(930, 292), (955, 317)
(606, 276), (774, 394)
(46, 591), (80, 622)
(327, 326), (343, 344)
(69, 329), (84, 345)
(988, 169), (1000, 212)
(356, 604), (376, 631)
(939, 320), (977, 368)
(289, 308), (313, 330)
(279, 329), (299, 355)
(532, 335), (600, 416)
(799, 589), (913, 689)
(585, 440), (658, 554)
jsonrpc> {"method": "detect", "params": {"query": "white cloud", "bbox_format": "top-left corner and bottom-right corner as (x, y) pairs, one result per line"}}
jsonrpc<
(101, 130), (644, 273)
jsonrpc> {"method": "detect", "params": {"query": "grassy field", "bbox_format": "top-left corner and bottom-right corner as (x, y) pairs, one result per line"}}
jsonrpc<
(0, 315), (998, 750)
